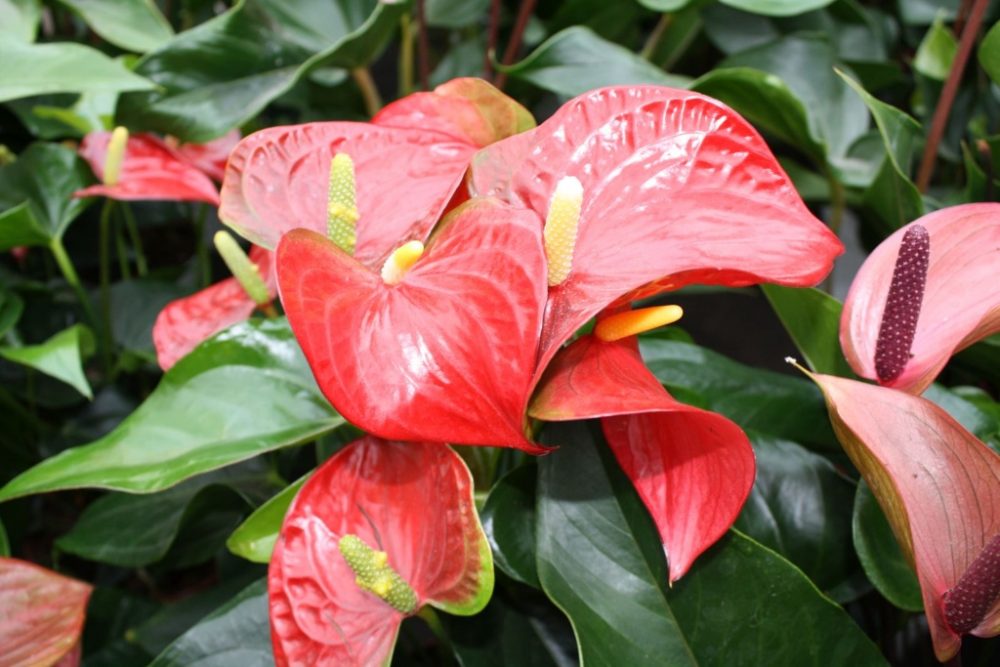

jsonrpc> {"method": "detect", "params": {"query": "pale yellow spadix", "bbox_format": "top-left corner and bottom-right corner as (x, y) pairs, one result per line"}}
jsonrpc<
(104, 126), (129, 186)
(327, 153), (359, 254)
(381, 240), (425, 285)
(338, 534), (417, 613)
(544, 176), (583, 286)
(594, 305), (684, 342)
(213, 231), (270, 306)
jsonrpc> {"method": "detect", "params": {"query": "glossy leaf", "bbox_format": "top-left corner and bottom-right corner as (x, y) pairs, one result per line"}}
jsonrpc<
(277, 200), (546, 451)
(75, 132), (221, 205)
(0, 557), (93, 667)
(811, 373), (1000, 661)
(979, 22), (1000, 85)
(0, 324), (94, 399)
(153, 247), (276, 370)
(841, 204), (1000, 394)
(59, 0), (173, 53)
(227, 474), (308, 564)
(531, 334), (754, 582)
(852, 481), (923, 611)
(0, 319), (341, 500)
(471, 85), (842, 371)
(0, 41), (154, 103)
(0, 0), (40, 43)
(497, 27), (690, 97)
(148, 579), (272, 667)
(481, 464), (539, 587)
(0, 142), (93, 245)
(762, 284), (854, 376)
(269, 437), (493, 665)
(719, 0), (833, 16)
(221, 122), (476, 262)
(536, 422), (886, 667)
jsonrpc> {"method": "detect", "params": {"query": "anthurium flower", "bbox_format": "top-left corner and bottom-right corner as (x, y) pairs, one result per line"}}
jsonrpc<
(152, 236), (276, 370)
(276, 199), (547, 452)
(841, 203), (1000, 394)
(0, 557), (93, 667)
(470, 85), (844, 370)
(75, 129), (235, 205)
(530, 330), (755, 582)
(269, 436), (493, 666)
(803, 371), (1000, 661)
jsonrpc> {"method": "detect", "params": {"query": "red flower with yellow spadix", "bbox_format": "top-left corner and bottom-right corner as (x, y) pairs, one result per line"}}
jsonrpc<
(268, 436), (493, 666)
(75, 127), (237, 205)
(840, 203), (1000, 395)
(152, 231), (277, 370)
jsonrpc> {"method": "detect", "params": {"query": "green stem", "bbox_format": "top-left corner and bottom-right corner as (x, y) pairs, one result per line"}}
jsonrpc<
(194, 204), (211, 288)
(352, 68), (383, 117)
(640, 13), (672, 61)
(98, 199), (114, 363)
(120, 203), (148, 277)
(49, 237), (98, 332)
(399, 14), (414, 97)
(825, 170), (846, 237)
(416, 607), (453, 656)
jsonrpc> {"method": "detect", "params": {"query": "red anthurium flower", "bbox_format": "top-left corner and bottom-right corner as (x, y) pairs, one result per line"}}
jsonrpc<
(75, 130), (226, 205)
(163, 130), (240, 182)
(805, 372), (1000, 662)
(530, 330), (754, 583)
(470, 85), (843, 371)
(152, 242), (276, 371)
(841, 203), (1000, 395)
(0, 557), (93, 667)
(277, 199), (547, 452)
(269, 436), (493, 666)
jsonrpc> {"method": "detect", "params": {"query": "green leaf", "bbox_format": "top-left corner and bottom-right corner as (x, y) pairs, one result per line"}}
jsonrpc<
(852, 481), (922, 611)
(536, 422), (886, 666)
(148, 579), (273, 667)
(0, 143), (94, 247)
(979, 21), (1000, 85)
(426, 0), (490, 28)
(838, 70), (924, 232)
(117, 0), (405, 142)
(637, 0), (692, 10)
(0, 319), (342, 500)
(761, 285), (854, 377)
(924, 383), (1000, 441)
(914, 14), (957, 81)
(0, 517), (8, 556)
(59, 0), (174, 53)
(0, 41), (154, 103)
(0, 0), (41, 43)
(735, 434), (859, 596)
(499, 26), (690, 98)
(109, 280), (189, 357)
(56, 464), (269, 567)
(719, 0), (834, 17)
(481, 463), (539, 588)
(639, 337), (838, 450)
(226, 474), (307, 563)
(0, 324), (94, 399)
(0, 286), (24, 339)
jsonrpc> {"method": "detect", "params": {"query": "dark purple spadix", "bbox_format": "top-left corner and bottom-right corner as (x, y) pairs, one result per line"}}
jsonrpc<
(943, 534), (1000, 635)
(874, 224), (930, 383)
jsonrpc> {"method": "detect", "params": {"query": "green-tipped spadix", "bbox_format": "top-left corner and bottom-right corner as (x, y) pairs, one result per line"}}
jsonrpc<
(104, 126), (129, 186)
(338, 534), (418, 614)
(544, 176), (583, 286)
(327, 153), (359, 254)
(213, 231), (270, 306)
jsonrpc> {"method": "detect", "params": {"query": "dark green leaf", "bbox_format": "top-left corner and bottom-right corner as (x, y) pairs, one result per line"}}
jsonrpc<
(761, 285), (854, 377)
(0, 517), (8, 556)
(0, 202), (50, 250)
(899, 0), (959, 26)
(0, 0), (41, 43)
(0, 324), (94, 399)
(0, 41), (154, 103)
(426, 0), (489, 28)
(226, 474), (307, 563)
(0, 319), (342, 500)
(482, 463), (539, 588)
(148, 579), (273, 667)
(979, 21), (1000, 85)
(109, 279), (190, 357)
(924, 383), (999, 441)
(0, 285), (24, 338)
(852, 481), (922, 611)
(59, 0), (174, 53)
(499, 26), (690, 98)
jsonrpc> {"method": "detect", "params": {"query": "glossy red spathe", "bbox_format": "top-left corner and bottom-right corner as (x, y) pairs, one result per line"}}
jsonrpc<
(269, 437), (493, 666)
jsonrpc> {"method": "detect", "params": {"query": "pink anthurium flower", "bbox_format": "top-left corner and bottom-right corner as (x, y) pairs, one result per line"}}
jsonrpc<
(803, 372), (1000, 662)
(841, 203), (1000, 395)
(152, 240), (276, 371)
(269, 436), (493, 666)
(530, 331), (754, 582)
(0, 557), (93, 667)
(75, 129), (237, 205)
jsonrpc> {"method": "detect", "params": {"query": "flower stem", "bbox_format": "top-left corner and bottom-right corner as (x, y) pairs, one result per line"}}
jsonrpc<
(414, 0), (430, 90)
(915, 0), (990, 192)
(120, 203), (147, 277)
(494, 0), (537, 89)
(485, 0), (502, 78)
(640, 13), (672, 61)
(416, 607), (453, 655)
(399, 13), (414, 97)
(352, 68), (383, 117)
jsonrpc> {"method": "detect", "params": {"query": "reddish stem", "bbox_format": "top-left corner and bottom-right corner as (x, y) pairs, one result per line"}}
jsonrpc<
(916, 0), (990, 193)
(485, 0), (502, 79)
(955, 0), (974, 36)
(494, 0), (537, 90)
(415, 0), (430, 90)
